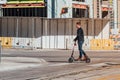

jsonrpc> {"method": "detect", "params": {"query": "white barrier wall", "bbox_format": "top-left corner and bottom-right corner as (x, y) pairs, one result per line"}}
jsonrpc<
(12, 38), (33, 49)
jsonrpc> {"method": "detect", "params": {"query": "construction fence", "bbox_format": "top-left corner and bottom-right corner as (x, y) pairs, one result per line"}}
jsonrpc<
(0, 17), (117, 50)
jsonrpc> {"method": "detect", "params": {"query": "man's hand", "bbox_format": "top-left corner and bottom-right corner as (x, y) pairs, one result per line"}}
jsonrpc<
(74, 42), (76, 46)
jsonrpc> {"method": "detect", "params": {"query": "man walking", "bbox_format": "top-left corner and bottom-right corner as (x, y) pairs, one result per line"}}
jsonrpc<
(74, 22), (87, 61)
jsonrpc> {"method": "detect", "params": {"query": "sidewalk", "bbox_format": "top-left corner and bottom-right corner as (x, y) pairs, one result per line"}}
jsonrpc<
(3, 48), (120, 51)
(0, 57), (47, 72)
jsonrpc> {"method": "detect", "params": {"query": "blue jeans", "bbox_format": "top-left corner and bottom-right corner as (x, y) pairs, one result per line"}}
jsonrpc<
(78, 41), (86, 58)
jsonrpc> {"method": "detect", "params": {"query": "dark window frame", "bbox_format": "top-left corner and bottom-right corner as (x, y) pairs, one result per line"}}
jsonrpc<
(72, 0), (85, 2)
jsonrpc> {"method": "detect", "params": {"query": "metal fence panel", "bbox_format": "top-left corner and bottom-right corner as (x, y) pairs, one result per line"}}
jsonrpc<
(64, 19), (73, 49)
(42, 19), (50, 48)
(49, 19), (56, 48)
(21, 18), (28, 37)
(27, 18), (33, 38)
(1, 18), (8, 36)
(57, 19), (65, 49)
(0, 18), (2, 36)
(7, 18), (16, 37)
(35, 18), (42, 38)
(0, 17), (109, 49)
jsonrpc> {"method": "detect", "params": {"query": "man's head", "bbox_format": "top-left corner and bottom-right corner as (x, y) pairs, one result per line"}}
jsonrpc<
(76, 22), (81, 29)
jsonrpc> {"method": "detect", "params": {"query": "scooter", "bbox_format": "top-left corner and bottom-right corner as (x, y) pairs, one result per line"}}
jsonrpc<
(68, 45), (91, 63)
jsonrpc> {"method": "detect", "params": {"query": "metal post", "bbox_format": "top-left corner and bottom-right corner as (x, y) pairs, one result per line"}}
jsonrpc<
(113, 0), (118, 34)
(0, 5), (2, 17)
(32, 18), (35, 50)
(41, 18), (43, 49)
(16, 18), (18, 37)
(0, 40), (1, 63)
(45, 19), (48, 48)
(92, 0), (95, 38)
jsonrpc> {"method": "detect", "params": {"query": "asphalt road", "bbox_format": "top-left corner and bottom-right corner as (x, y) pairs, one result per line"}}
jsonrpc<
(0, 49), (120, 80)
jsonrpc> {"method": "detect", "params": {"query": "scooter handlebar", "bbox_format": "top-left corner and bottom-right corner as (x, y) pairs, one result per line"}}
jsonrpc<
(74, 42), (77, 46)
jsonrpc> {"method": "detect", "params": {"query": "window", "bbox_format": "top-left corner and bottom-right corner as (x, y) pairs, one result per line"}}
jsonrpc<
(72, 8), (89, 18)
(73, 0), (85, 2)
(3, 7), (47, 17)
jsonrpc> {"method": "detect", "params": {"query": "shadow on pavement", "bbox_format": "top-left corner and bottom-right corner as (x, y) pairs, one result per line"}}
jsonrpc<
(48, 61), (68, 63)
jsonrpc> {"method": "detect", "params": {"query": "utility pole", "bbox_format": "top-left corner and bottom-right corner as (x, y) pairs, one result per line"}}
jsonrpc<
(113, 0), (118, 34)
(108, 0), (114, 37)
(92, 0), (95, 38)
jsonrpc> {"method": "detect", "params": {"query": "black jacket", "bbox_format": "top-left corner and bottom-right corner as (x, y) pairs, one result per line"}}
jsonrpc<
(74, 27), (84, 42)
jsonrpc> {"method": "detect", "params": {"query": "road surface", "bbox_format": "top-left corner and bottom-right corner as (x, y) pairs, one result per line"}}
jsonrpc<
(0, 49), (120, 80)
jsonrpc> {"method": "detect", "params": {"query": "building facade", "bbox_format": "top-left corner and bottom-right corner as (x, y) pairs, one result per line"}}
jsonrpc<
(0, 0), (7, 16)
(0, 0), (97, 18)
(118, 0), (120, 29)
(47, 0), (114, 19)
(47, 0), (90, 18)
(0, 0), (47, 17)
(0, 0), (119, 33)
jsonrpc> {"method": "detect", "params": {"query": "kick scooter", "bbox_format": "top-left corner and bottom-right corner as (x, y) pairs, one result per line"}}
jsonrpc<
(68, 45), (90, 63)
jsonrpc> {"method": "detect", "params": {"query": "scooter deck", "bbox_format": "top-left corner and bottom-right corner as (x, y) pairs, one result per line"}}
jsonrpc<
(68, 57), (90, 63)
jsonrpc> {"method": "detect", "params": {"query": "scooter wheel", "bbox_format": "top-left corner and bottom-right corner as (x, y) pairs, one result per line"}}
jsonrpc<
(86, 58), (90, 63)
(68, 57), (74, 63)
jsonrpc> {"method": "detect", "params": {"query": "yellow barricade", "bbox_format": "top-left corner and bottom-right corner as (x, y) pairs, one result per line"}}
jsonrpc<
(0, 37), (1, 41)
(90, 39), (114, 50)
(0, 37), (12, 48)
(90, 39), (102, 50)
(102, 39), (114, 50)
(96, 39), (102, 50)
(90, 39), (95, 50)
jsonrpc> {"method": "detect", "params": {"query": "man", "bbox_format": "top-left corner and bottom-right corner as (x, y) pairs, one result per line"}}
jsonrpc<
(74, 22), (87, 61)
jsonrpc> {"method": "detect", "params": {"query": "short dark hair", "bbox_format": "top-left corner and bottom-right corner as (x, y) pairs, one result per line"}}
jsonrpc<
(76, 22), (81, 25)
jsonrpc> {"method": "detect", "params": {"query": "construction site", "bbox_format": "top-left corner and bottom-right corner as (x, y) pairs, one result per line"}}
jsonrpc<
(1, 1), (120, 80)
(0, 0), (120, 50)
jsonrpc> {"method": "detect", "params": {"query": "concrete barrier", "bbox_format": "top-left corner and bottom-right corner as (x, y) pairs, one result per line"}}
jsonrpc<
(90, 39), (114, 50)
(0, 37), (12, 48)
